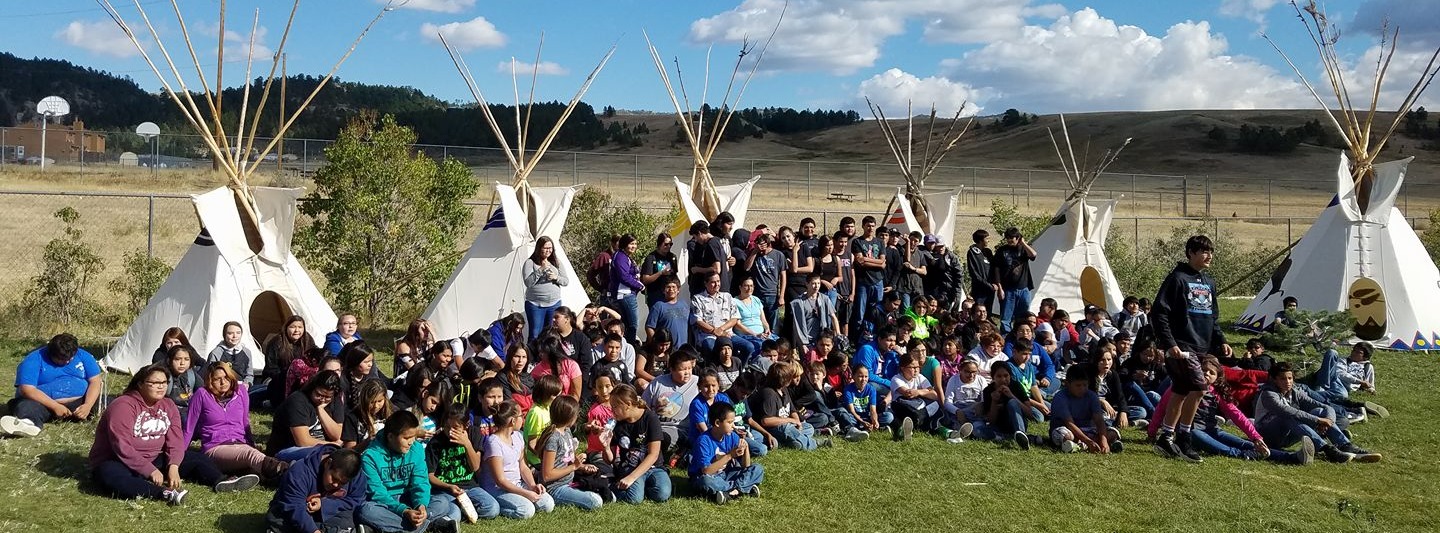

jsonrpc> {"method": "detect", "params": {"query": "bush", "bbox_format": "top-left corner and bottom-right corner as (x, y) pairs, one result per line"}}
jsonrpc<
(988, 199), (1049, 240)
(1422, 208), (1440, 265)
(108, 248), (173, 321)
(1103, 219), (1283, 300)
(563, 188), (675, 299)
(20, 207), (106, 326)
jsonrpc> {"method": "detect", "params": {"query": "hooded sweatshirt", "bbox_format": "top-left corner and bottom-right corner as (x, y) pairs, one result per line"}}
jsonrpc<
(360, 428), (431, 515)
(269, 444), (367, 533)
(88, 390), (183, 475)
(1150, 261), (1226, 355)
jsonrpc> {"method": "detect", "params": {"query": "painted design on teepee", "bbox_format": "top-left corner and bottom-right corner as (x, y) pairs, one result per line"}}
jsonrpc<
(1237, 1), (1440, 350)
(96, 1), (395, 373)
(1027, 115), (1131, 314)
(420, 34), (616, 340)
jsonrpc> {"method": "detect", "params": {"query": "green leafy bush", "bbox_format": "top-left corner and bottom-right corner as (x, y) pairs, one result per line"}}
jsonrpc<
(21, 207), (105, 326)
(563, 188), (674, 299)
(108, 249), (173, 321)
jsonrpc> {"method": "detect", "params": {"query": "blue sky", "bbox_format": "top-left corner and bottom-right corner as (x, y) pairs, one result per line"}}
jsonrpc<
(7, 0), (1438, 115)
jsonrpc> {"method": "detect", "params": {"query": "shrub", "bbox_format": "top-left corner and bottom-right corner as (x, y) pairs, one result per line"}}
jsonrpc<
(21, 207), (105, 326)
(1103, 219), (1282, 300)
(1422, 208), (1440, 265)
(988, 198), (1049, 240)
(108, 248), (173, 321)
(563, 188), (674, 299)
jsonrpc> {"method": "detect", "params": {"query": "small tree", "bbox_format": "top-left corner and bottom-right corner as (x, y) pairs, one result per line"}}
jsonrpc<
(1263, 309), (1358, 356)
(563, 188), (673, 299)
(23, 207), (105, 325)
(108, 249), (173, 321)
(1422, 208), (1440, 265)
(298, 113), (479, 325)
(988, 198), (1049, 240)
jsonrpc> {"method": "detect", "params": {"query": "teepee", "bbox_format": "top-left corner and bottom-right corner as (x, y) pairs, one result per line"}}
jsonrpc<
(421, 37), (615, 341)
(866, 100), (971, 247)
(99, 1), (393, 373)
(644, 10), (782, 293)
(1028, 115), (1130, 315)
(1237, 1), (1440, 350)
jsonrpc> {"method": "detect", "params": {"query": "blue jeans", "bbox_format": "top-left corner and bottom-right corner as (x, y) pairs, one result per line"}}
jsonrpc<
(691, 464), (764, 496)
(1003, 398), (1043, 434)
(435, 487), (500, 521)
(615, 293), (640, 344)
(700, 334), (761, 359)
(273, 445), (322, 463)
(773, 422), (817, 450)
(547, 483), (603, 511)
(1125, 382), (1159, 419)
(525, 301), (561, 341)
(614, 467), (671, 504)
(7, 397), (84, 428)
(853, 282), (884, 333)
(835, 409), (894, 431)
(484, 486), (554, 519)
(740, 431), (769, 457)
(1000, 287), (1032, 334)
(1258, 407), (1351, 449)
(357, 496), (454, 532)
(759, 293), (780, 334)
(968, 417), (998, 440)
(1190, 428), (1303, 464)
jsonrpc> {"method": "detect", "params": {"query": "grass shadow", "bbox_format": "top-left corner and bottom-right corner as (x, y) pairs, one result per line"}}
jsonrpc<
(36, 451), (87, 481)
(214, 513), (267, 533)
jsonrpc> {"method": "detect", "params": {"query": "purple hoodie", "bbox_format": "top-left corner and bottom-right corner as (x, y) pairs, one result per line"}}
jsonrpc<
(608, 250), (644, 296)
(183, 382), (254, 451)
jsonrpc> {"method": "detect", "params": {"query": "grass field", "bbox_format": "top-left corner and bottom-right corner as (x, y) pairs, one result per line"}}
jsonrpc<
(0, 301), (1437, 532)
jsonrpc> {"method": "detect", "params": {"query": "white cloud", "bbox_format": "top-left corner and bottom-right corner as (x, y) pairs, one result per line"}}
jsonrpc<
(55, 20), (140, 58)
(495, 59), (569, 76)
(382, 0), (475, 14)
(220, 26), (273, 64)
(858, 68), (985, 117)
(939, 8), (1304, 112)
(421, 16), (506, 51)
(1334, 45), (1440, 112)
(1218, 0), (1284, 24)
(688, 0), (1061, 75)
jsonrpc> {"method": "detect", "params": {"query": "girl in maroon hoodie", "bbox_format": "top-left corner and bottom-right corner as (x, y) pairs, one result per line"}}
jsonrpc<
(89, 364), (257, 506)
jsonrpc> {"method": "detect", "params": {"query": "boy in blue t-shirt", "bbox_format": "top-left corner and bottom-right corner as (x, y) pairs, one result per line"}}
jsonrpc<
(687, 371), (732, 443)
(1049, 365), (1121, 454)
(2, 333), (103, 438)
(1005, 338), (1050, 423)
(838, 364), (893, 436)
(689, 402), (764, 505)
(850, 326), (899, 392)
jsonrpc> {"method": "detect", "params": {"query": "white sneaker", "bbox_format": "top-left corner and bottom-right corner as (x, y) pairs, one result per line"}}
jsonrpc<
(1134, 419), (1149, 430)
(954, 422), (974, 439)
(456, 491), (479, 523)
(215, 474), (260, 493)
(1060, 440), (1079, 453)
(1, 416), (40, 438)
(163, 488), (188, 506)
(945, 436), (966, 444)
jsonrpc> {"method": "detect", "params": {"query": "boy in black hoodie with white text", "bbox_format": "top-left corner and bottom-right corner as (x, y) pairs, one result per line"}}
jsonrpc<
(1149, 235), (1232, 463)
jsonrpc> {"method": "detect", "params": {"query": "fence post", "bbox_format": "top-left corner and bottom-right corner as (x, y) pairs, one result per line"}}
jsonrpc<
(1182, 176), (1188, 217)
(1287, 218), (1292, 243)
(1130, 174), (1136, 212)
(1026, 171), (1032, 207)
(302, 139), (308, 172)
(573, 152), (578, 186)
(1, 128), (5, 171)
(806, 162), (812, 200)
(864, 163), (870, 202)
(1204, 176), (1211, 217)
(147, 194), (155, 258)
(1266, 180), (1273, 216)
(1134, 218), (1139, 248)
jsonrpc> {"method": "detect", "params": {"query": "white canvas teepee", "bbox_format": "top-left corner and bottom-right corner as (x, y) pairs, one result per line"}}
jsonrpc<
(421, 36), (614, 340)
(1029, 197), (1126, 314)
(1236, 1), (1440, 349)
(108, 188), (338, 373)
(1237, 155), (1440, 349)
(1029, 116), (1129, 314)
(666, 176), (761, 294)
(97, 1), (392, 373)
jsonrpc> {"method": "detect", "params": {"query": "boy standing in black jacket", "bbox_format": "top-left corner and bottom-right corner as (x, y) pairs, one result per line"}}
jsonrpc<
(966, 229), (996, 311)
(1150, 235), (1232, 462)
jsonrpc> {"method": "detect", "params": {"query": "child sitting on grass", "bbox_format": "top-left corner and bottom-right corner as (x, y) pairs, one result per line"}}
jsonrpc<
(751, 362), (828, 450)
(426, 410), (500, 523)
(689, 402), (764, 505)
(890, 351), (945, 442)
(1256, 362), (1381, 464)
(483, 401), (555, 518)
(839, 364), (889, 439)
(942, 359), (986, 441)
(523, 375), (563, 467)
(726, 370), (774, 456)
(537, 396), (606, 510)
(265, 446), (366, 533)
(358, 411), (458, 533)
(687, 370), (732, 444)
(608, 384), (673, 503)
(1049, 364), (1121, 454)
(1148, 356), (1313, 465)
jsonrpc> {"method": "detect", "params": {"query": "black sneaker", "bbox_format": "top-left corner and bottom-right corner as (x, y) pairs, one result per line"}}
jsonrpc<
(1012, 431), (1031, 451)
(711, 490), (728, 505)
(1176, 433), (1204, 463)
(431, 518), (460, 533)
(1340, 443), (1382, 463)
(747, 485), (760, 498)
(1321, 445), (1355, 463)
(1153, 433), (1180, 459)
(1110, 440), (1124, 453)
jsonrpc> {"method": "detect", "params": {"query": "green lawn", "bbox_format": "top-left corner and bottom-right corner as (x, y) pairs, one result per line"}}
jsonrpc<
(0, 302), (1436, 532)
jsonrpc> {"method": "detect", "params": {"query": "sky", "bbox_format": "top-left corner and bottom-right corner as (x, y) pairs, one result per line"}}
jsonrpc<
(5, 0), (1439, 117)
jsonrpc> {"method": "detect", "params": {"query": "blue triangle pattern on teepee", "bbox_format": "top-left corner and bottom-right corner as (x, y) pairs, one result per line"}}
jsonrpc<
(1413, 332), (1431, 350)
(1389, 338), (1410, 350)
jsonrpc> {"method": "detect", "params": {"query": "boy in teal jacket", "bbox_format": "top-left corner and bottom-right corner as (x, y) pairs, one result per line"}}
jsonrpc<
(357, 411), (458, 533)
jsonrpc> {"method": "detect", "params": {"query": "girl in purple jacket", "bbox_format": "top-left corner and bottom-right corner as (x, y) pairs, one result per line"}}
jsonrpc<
(185, 362), (289, 479)
(89, 364), (258, 506)
(608, 234), (645, 344)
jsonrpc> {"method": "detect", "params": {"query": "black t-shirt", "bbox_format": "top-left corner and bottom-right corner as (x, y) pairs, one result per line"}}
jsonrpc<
(612, 409), (662, 476)
(992, 244), (1033, 290)
(269, 391), (342, 452)
(689, 239), (719, 294)
(640, 252), (677, 302)
(426, 433), (483, 488)
(883, 246), (904, 289)
(749, 386), (793, 422)
(850, 236), (885, 285)
(783, 247), (812, 302)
